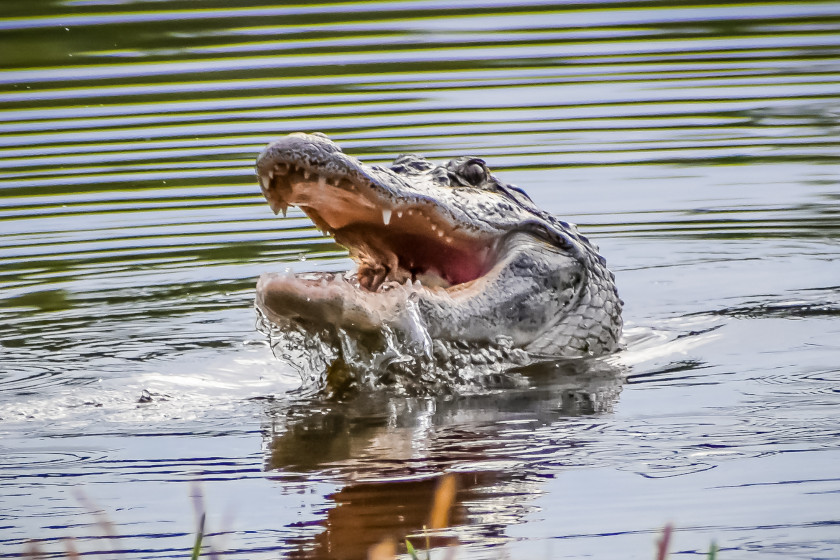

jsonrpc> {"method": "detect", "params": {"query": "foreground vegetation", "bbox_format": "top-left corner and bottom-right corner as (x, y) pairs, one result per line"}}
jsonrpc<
(23, 475), (719, 559)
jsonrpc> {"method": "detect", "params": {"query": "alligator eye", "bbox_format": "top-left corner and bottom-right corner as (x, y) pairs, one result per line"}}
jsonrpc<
(462, 160), (487, 186)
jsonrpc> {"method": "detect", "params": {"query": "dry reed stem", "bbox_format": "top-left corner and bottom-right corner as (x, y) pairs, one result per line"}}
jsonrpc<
(429, 474), (457, 530)
(63, 537), (81, 560)
(656, 524), (674, 560)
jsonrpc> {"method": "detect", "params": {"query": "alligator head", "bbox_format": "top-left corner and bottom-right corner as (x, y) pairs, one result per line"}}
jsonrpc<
(254, 132), (622, 366)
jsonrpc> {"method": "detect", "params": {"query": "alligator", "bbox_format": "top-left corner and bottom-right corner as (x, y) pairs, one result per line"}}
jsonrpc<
(254, 133), (622, 371)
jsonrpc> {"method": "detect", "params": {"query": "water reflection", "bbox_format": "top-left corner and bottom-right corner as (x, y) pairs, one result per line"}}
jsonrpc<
(263, 359), (624, 558)
(285, 474), (473, 560)
(2, 0), (840, 557)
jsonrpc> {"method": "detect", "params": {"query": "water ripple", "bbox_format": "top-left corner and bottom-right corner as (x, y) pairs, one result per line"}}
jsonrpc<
(2, 1), (840, 557)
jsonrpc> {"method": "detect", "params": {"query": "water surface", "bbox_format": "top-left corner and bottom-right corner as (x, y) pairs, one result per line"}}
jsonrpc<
(1, 1), (839, 558)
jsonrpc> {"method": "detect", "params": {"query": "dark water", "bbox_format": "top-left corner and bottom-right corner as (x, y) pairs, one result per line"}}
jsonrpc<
(2, 1), (839, 558)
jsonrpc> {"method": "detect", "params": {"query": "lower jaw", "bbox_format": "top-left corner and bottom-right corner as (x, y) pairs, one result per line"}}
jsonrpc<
(256, 270), (429, 332)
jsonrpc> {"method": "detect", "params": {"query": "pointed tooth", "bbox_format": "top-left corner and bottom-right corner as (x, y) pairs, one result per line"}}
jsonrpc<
(268, 169), (275, 180)
(318, 175), (326, 189)
(303, 169), (311, 180)
(430, 223), (437, 231)
(396, 211), (403, 218)
(265, 189), (289, 216)
(437, 230), (444, 237)
(259, 174), (269, 192)
(382, 208), (392, 225)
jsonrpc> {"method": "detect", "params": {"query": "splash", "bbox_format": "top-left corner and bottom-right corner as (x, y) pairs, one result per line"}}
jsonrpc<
(255, 305), (531, 398)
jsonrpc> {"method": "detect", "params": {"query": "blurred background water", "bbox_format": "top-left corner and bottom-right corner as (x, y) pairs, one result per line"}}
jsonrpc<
(1, 1), (839, 558)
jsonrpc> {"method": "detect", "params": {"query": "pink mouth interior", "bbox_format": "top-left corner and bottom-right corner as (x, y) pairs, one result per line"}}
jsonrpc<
(354, 227), (490, 287)
(262, 164), (498, 292)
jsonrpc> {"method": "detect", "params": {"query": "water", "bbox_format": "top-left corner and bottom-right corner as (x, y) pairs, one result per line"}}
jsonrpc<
(1, 1), (839, 558)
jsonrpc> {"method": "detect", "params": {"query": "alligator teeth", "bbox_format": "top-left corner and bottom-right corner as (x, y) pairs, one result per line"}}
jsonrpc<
(437, 230), (444, 237)
(396, 211), (403, 219)
(318, 175), (326, 189)
(382, 208), (392, 225)
(259, 174), (269, 192)
(303, 169), (311, 180)
(268, 169), (275, 180)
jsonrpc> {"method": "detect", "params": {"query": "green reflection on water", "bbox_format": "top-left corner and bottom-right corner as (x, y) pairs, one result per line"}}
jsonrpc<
(1, 0), (838, 343)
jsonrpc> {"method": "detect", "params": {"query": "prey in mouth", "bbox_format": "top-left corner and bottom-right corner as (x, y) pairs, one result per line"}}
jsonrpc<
(254, 132), (622, 359)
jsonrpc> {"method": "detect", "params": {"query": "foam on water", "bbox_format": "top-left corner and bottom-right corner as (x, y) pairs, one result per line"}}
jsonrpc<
(255, 304), (532, 397)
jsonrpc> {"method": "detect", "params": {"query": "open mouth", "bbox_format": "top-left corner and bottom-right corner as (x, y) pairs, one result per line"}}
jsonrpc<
(254, 135), (622, 360)
(256, 154), (501, 294)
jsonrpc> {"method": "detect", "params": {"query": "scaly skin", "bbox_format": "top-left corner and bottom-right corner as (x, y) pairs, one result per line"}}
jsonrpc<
(255, 132), (622, 358)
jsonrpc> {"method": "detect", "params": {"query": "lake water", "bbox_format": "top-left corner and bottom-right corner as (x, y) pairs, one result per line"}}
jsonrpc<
(1, 1), (839, 558)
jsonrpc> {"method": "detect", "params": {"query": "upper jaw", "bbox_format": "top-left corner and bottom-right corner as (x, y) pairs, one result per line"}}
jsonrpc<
(255, 133), (412, 222)
(255, 133), (523, 237)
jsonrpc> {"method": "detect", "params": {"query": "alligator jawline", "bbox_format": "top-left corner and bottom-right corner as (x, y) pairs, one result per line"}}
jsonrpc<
(258, 161), (501, 294)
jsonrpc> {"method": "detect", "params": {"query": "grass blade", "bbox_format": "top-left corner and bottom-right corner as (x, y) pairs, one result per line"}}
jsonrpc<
(191, 512), (206, 560)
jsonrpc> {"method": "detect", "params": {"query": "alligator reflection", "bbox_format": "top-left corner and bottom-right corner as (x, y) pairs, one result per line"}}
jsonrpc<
(262, 358), (624, 559)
